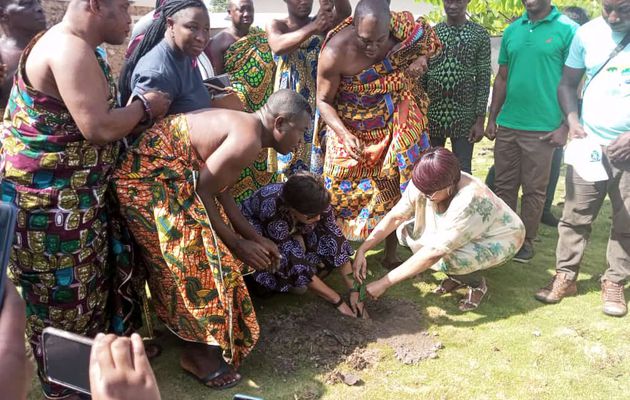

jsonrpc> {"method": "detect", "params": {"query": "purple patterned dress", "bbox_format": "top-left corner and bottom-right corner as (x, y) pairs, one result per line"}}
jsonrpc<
(240, 183), (354, 292)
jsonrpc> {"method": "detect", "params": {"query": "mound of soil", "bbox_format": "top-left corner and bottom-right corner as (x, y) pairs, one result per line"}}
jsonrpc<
(254, 297), (442, 376)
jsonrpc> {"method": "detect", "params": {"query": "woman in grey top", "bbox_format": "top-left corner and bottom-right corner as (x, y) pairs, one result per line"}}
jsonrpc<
(119, 0), (211, 115)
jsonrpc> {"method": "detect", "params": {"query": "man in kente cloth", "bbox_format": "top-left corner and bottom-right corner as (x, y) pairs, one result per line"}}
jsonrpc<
(0, 0), (171, 397)
(315, 0), (441, 269)
(112, 90), (311, 390)
(206, 0), (279, 204)
(266, 0), (351, 177)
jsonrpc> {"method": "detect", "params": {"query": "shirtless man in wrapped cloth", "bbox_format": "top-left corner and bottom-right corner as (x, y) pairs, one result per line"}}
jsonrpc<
(112, 89), (312, 389)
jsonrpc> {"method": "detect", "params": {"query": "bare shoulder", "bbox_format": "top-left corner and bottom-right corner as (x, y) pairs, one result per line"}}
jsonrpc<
(30, 26), (94, 69)
(320, 26), (353, 66)
(210, 29), (237, 53)
(228, 111), (261, 146)
(267, 18), (290, 34)
(188, 109), (260, 157)
(324, 26), (353, 53)
(24, 26), (99, 98)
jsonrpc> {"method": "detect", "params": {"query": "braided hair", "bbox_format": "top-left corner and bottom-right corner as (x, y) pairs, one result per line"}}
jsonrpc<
(118, 0), (208, 105)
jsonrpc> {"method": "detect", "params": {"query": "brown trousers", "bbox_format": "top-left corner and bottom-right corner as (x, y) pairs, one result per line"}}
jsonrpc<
(493, 126), (555, 243)
(556, 148), (630, 284)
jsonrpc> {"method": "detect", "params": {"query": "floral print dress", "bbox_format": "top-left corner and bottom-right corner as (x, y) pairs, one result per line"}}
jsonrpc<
(394, 173), (526, 275)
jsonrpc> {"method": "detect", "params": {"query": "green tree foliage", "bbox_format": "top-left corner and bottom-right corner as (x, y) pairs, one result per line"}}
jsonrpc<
(209, 0), (229, 12)
(421, 0), (601, 35)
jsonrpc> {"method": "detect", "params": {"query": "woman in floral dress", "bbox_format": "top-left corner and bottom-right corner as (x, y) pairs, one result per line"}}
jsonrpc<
(353, 148), (525, 311)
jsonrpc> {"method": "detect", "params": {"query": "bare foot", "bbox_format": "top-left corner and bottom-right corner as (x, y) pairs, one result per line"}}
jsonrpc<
(179, 343), (241, 389)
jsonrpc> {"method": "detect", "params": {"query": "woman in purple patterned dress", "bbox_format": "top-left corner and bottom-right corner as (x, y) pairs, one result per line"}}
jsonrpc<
(240, 172), (365, 317)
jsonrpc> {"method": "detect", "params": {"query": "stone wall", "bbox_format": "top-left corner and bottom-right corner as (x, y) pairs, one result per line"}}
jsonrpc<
(41, 0), (153, 77)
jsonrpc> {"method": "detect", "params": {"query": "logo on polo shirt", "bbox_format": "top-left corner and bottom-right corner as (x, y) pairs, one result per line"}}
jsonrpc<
(545, 37), (553, 43)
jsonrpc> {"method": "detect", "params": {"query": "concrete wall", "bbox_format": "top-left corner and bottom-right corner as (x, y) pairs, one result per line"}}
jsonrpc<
(42, 0), (502, 78)
(42, 0), (153, 76)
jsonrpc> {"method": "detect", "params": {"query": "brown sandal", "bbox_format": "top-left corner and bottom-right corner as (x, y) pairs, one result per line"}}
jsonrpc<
(434, 277), (465, 295)
(458, 278), (487, 312)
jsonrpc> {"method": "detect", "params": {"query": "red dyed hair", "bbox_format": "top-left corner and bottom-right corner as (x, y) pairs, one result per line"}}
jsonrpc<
(412, 147), (461, 194)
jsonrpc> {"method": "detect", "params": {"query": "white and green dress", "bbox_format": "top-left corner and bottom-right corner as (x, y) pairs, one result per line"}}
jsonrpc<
(393, 173), (525, 275)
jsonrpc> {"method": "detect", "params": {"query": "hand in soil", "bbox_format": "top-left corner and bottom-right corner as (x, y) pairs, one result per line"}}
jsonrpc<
(349, 291), (370, 319)
(337, 301), (357, 318)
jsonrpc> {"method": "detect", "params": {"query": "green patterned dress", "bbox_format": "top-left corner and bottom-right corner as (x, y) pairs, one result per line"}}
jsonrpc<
(224, 27), (279, 204)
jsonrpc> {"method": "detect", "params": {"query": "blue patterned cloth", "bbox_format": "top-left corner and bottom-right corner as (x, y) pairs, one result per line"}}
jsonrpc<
(240, 183), (353, 291)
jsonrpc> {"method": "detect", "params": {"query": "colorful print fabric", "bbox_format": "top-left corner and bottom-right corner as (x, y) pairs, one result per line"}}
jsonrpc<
(224, 28), (279, 204)
(267, 33), (323, 177)
(112, 115), (259, 365)
(0, 35), (140, 398)
(313, 13), (442, 240)
(423, 21), (492, 139)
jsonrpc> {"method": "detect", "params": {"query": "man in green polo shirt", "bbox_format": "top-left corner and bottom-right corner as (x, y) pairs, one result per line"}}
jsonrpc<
(485, 0), (577, 263)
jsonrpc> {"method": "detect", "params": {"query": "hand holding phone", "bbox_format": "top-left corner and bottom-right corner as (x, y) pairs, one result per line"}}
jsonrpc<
(203, 73), (232, 97)
(90, 333), (161, 400)
(0, 280), (29, 400)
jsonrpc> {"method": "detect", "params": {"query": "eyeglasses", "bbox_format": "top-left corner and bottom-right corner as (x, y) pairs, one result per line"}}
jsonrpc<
(422, 186), (450, 200)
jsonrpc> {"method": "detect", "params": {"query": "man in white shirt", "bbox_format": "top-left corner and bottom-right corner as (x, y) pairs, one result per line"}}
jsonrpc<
(535, 0), (630, 317)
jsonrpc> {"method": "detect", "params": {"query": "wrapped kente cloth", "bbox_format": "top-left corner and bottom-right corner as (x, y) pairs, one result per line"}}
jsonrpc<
(312, 13), (441, 240)
(0, 34), (141, 398)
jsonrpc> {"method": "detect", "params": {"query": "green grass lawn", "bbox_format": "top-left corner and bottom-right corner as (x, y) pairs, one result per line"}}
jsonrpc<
(30, 139), (630, 400)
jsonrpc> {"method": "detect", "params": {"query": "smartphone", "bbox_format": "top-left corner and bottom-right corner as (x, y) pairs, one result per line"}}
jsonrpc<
(203, 73), (231, 89)
(204, 73), (232, 96)
(42, 327), (94, 395)
(0, 202), (18, 312)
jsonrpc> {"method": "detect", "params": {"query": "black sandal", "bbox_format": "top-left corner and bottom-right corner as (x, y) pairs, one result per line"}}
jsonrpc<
(183, 359), (242, 390)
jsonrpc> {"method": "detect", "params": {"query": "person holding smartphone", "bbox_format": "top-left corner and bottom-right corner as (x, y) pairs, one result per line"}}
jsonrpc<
(0, 280), (162, 400)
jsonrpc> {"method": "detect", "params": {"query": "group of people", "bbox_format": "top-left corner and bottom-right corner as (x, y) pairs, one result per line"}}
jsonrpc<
(0, 0), (628, 397)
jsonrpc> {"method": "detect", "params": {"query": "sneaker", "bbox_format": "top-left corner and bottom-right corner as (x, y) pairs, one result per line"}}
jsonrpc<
(513, 242), (534, 264)
(540, 211), (560, 227)
(534, 272), (577, 304)
(601, 280), (627, 317)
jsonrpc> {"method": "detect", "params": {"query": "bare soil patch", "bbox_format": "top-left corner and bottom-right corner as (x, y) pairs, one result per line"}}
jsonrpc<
(254, 297), (442, 378)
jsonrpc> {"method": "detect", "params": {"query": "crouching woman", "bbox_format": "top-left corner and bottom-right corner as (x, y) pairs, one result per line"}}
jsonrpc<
(240, 172), (365, 317)
(353, 148), (525, 311)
